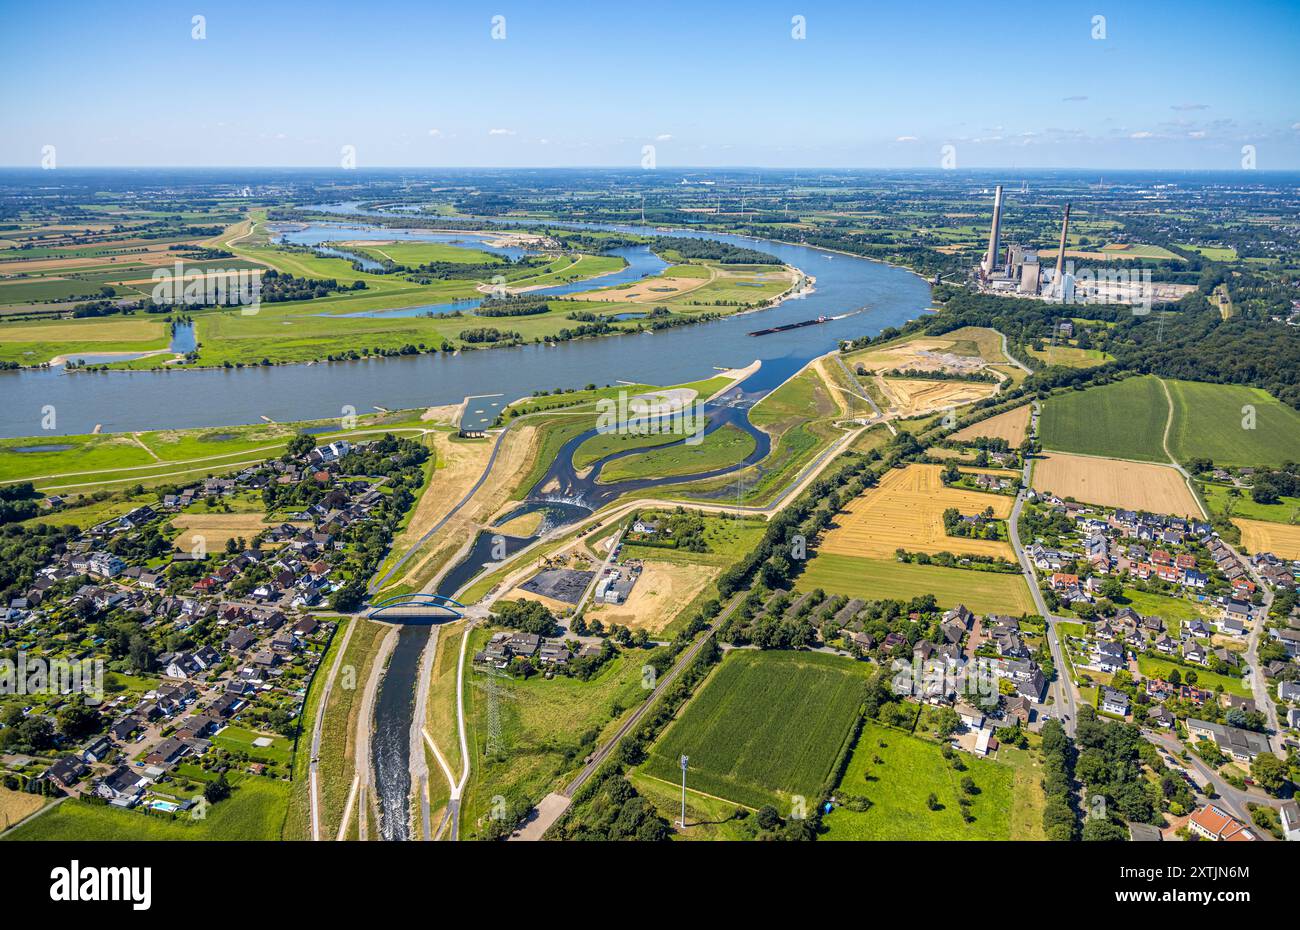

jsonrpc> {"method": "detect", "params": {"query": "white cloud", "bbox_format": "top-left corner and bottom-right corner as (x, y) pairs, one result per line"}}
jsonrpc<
(1188, 130), (1206, 138)
(488, 128), (516, 136)
(427, 128), (442, 137)
(894, 135), (918, 142)
(1171, 103), (1209, 111)
(655, 133), (673, 142)
(1293, 122), (1300, 131)
(1130, 130), (1154, 139)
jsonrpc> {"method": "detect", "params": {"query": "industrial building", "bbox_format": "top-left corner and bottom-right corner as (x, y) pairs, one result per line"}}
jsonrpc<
(976, 185), (1073, 301)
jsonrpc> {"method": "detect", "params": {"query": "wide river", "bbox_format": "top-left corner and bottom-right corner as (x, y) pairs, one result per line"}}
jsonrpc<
(0, 213), (931, 439)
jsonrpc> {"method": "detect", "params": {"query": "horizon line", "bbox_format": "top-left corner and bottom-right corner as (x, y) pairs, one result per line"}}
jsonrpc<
(3, 164), (1299, 174)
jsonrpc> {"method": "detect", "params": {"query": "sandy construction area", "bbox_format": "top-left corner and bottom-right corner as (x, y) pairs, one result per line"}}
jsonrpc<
(387, 424), (540, 593)
(585, 559), (717, 633)
(1233, 518), (1300, 559)
(581, 264), (720, 303)
(1032, 452), (1201, 516)
(820, 463), (1015, 560)
(171, 513), (275, 552)
(951, 404), (1031, 445)
(878, 377), (1000, 417)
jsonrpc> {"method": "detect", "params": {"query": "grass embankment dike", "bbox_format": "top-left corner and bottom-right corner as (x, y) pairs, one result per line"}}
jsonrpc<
(1, 411), (437, 495)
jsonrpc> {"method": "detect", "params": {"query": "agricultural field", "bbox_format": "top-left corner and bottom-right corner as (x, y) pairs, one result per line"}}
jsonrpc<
(1031, 452), (1202, 517)
(0, 786), (45, 831)
(822, 722), (1015, 840)
(0, 315), (172, 366)
(1026, 345), (1112, 369)
(1233, 518), (1300, 559)
(1039, 375), (1169, 462)
(1178, 244), (1238, 261)
(819, 464), (1015, 560)
(798, 551), (1037, 616)
(950, 404), (1031, 446)
(641, 650), (868, 811)
(1164, 379), (1300, 468)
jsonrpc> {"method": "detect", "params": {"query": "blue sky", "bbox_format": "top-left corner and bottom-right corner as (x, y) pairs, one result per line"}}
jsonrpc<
(2, 0), (1298, 168)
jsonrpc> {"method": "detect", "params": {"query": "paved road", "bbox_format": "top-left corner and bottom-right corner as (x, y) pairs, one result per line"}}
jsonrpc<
(309, 616), (358, 841)
(1143, 730), (1277, 838)
(830, 353), (896, 435)
(1233, 547), (1281, 743)
(1007, 401), (1078, 736)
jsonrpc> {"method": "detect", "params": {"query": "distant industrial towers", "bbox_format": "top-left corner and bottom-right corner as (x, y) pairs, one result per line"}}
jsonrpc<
(981, 184), (1004, 275)
(976, 187), (1071, 301)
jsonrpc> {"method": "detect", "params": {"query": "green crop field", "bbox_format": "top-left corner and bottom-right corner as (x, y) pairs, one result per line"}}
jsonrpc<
(1165, 379), (1300, 468)
(797, 552), (1037, 616)
(822, 722), (1014, 840)
(1039, 375), (1169, 461)
(641, 650), (867, 811)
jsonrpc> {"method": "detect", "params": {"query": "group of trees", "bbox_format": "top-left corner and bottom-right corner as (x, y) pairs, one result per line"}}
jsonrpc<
(649, 236), (779, 265)
(0, 482), (41, 526)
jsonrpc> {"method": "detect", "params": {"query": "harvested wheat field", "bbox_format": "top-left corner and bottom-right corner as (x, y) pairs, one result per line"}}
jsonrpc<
(1031, 452), (1201, 517)
(585, 559), (717, 633)
(821, 463), (1015, 560)
(0, 786), (44, 829)
(1233, 519), (1300, 560)
(878, 377), (1000, 417)
(951, 404), (1031, 446)
(171, 513), (276, 552)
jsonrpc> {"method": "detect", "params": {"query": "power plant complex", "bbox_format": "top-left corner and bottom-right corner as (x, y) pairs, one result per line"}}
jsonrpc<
(976, 184), (1074, 301)
(972, 186), (1188, 308)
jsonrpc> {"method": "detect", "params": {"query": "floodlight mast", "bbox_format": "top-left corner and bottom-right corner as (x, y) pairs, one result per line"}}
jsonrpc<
(679, 755), (689, 829)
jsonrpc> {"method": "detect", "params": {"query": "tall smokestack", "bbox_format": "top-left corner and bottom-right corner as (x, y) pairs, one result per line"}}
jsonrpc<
(1053, 202), (1072, 297)
(982, 185), (1004, 274)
